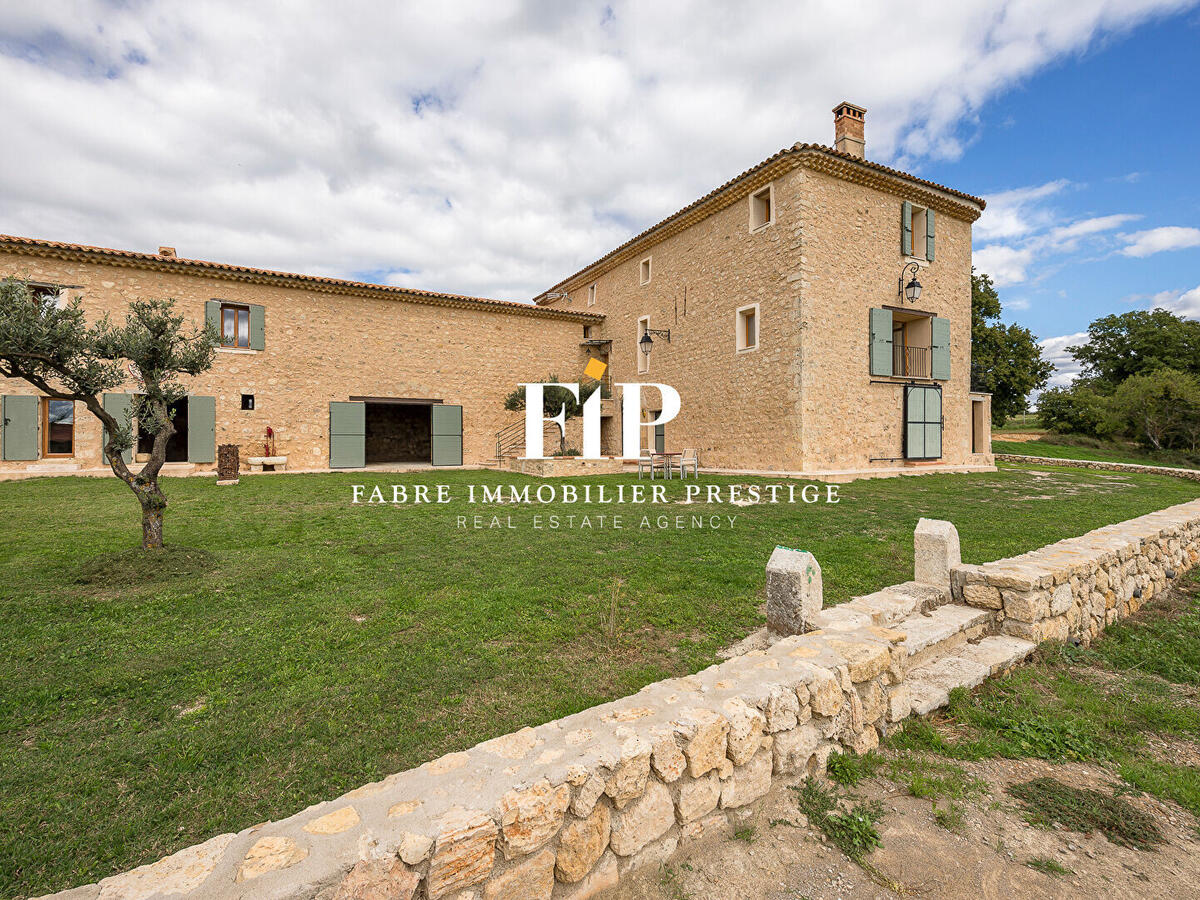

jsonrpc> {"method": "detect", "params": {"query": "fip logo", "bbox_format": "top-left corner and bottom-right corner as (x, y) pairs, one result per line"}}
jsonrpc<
(521, 364), (679, 460)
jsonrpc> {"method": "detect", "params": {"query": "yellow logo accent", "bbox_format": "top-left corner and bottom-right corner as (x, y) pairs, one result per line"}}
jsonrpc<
(583, 358), (608, 381)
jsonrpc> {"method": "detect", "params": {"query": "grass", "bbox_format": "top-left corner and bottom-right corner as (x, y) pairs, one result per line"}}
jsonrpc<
(932, 802), (965, 832)
(826, 750), (884, 786)
(993, 435), (1200, 469)
(792, 777), (884, 860)
(1025, 856), (1074, 877)
(732, 826), (757, 843)
(1008, 778), (1164, 850)
(1, 466), (1197, 896)
(887, 754), (988, 802)
(889, 571), (1200, 826)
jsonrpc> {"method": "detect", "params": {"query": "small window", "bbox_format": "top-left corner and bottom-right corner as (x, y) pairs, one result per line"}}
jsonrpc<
(221, 303), (251, 349)
(637, 316), (650, 374)
(587, 283), (597, 306)
(749, 184), (773, 230)
(241, 394), (255, 411)
(910, 206), (928, 260)
(639, 257), (652, 285)
(583, 325), (593, 339)
(736, 304), (759, 351)
(42, 398), (74, 457)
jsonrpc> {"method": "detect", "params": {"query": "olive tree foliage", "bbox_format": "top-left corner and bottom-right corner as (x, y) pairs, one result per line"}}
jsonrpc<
(502, 374), (604, 419)
(0, 279), (216, 548)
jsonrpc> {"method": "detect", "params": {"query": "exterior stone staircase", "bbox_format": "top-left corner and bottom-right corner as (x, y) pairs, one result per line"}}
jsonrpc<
(806, 548), (1038, 720)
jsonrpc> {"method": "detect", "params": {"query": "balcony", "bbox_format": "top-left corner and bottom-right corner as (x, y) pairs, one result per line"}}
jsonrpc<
(893, 345), (930, 378)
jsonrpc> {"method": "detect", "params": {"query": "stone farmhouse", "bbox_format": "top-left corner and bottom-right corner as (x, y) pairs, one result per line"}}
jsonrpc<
(0, 103), (993, 481)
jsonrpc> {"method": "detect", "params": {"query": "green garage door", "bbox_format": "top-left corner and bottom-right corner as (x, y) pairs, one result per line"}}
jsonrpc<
(1, 395), (39, 460)
(330, 401), (365, 468)
(905, 385), (943, 460)
(187, 395), (216, 463)
(431, 404), (463, 467)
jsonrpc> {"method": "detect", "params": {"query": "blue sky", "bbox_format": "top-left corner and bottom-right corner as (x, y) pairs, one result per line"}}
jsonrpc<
(0, 1), (1197, 387)
(915, 10), (1200, 381)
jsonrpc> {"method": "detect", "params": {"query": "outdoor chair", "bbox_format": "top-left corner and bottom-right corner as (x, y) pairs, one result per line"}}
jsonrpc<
(677, 448), (700, 478)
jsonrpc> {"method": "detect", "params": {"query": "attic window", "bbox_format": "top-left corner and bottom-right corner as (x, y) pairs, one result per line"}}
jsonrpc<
(749, 184), (774, 231)
(587, 283), (597, 306)
(639, 256), (652, 285)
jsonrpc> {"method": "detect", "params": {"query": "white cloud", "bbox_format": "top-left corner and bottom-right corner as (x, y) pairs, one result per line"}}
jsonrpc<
(1120, 226), (1200, 257)
(1152, 285), (1200, 319)
(973, 193), (1140, 287)
(1039, 332), (1089, 388)
(0, 0), (1193, 299)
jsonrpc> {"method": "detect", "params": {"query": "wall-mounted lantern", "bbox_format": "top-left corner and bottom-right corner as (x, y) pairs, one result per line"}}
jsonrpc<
(898, 262), (922, 303)
(639, 328), (671, 356)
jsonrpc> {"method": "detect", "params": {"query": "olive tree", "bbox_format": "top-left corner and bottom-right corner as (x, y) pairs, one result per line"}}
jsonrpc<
(0, 279), (216, 548)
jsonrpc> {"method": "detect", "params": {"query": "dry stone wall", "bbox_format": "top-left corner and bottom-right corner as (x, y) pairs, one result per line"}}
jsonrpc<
(995, 453), (1200, 483)
(44, 498), (1200, 900)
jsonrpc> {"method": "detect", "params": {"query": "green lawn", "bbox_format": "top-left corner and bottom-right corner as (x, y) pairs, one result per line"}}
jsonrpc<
(994, 438), (1200, 468)
(1, 465), (1198, 896)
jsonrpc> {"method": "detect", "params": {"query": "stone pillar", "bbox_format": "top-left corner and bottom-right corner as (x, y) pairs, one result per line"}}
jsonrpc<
(914, 518), (960, 586)
(765, 546), (822, 635)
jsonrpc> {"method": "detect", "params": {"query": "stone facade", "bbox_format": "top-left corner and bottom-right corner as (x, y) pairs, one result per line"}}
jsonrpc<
(2, 124), (994, 480)
(0, 245), (597, 476)
(42, 498), (1200, 900)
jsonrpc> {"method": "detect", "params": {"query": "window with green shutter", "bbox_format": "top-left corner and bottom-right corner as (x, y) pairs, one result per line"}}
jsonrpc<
(905, 385), (943, 460)
(1, 395), (39, 461)
(930, 317), (951, 380)
(901, 201), (935, 261)
(869, 308), (893, 376)
(208, 300), (264, 350)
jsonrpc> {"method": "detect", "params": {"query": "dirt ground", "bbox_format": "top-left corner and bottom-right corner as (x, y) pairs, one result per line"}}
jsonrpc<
(616, 754), (1200, 900)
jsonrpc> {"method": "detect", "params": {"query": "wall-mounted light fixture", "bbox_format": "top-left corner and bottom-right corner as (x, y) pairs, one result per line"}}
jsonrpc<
(898, 262), (922, 303)
(638, 328), (671, 356)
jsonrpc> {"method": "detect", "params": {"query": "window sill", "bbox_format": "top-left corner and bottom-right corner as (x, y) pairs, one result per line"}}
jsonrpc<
(902, 256), (930, 268)
(217, 347), (257, 355)
(749, 221), (773, 234)
(736, 344), (759, 353)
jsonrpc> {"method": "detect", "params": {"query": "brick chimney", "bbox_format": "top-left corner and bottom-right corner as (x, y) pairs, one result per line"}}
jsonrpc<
(158, 246), (176, 257)
(833, 102), (866, 158)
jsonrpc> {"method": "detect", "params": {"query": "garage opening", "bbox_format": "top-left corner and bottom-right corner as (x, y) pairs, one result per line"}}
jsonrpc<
(364, 401), (432, 464)
(137, 397), (188, 462)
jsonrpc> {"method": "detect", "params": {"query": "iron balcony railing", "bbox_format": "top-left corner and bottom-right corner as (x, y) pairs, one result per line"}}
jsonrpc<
(894, 345), (930, 378)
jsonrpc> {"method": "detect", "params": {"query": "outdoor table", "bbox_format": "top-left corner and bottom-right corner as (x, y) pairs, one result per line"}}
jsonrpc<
(652, 451), (681, 479)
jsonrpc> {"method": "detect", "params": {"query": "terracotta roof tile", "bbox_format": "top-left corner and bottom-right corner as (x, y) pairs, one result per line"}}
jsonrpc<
(536, 143), (984, 301)
(0, 234), (604, 322)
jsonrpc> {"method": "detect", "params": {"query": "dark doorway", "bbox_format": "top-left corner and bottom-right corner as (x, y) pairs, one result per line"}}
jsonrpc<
(365, 402), (432, 464)
(137, 398), (188, 462)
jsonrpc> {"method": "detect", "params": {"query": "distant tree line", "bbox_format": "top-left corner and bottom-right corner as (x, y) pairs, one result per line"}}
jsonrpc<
(1038, 309), (1200, 453)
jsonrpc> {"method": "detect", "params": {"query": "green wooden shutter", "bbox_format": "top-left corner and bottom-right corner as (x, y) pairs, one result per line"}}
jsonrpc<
(869, 308), (893, 376)
(905, 386), (943, 460)
(431, 404), (463, 467)
(101, 393), (134, 463)
(205, 300), (221, 338)
(330, 401), (366, 468)
(654, 422), (665, 453)
(187, 395), (216, 463)
(901, 201), (913, 257)
(1, 395), (39, 460)
(249, 305), (265, 351)
(930, 317), (951, 380)
(925, 208), (936, 262)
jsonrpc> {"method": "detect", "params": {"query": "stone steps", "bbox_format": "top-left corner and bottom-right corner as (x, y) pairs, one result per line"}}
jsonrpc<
(901, 603), (995, 669)
(907, 634), (1036, 715)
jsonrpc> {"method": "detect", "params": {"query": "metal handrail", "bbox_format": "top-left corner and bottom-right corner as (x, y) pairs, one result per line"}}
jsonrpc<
(893, 345), (930, 378)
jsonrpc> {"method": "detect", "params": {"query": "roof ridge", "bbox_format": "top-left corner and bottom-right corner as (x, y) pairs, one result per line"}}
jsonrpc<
(535, 143), (984, 302)
(0, 234), (604, 321)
